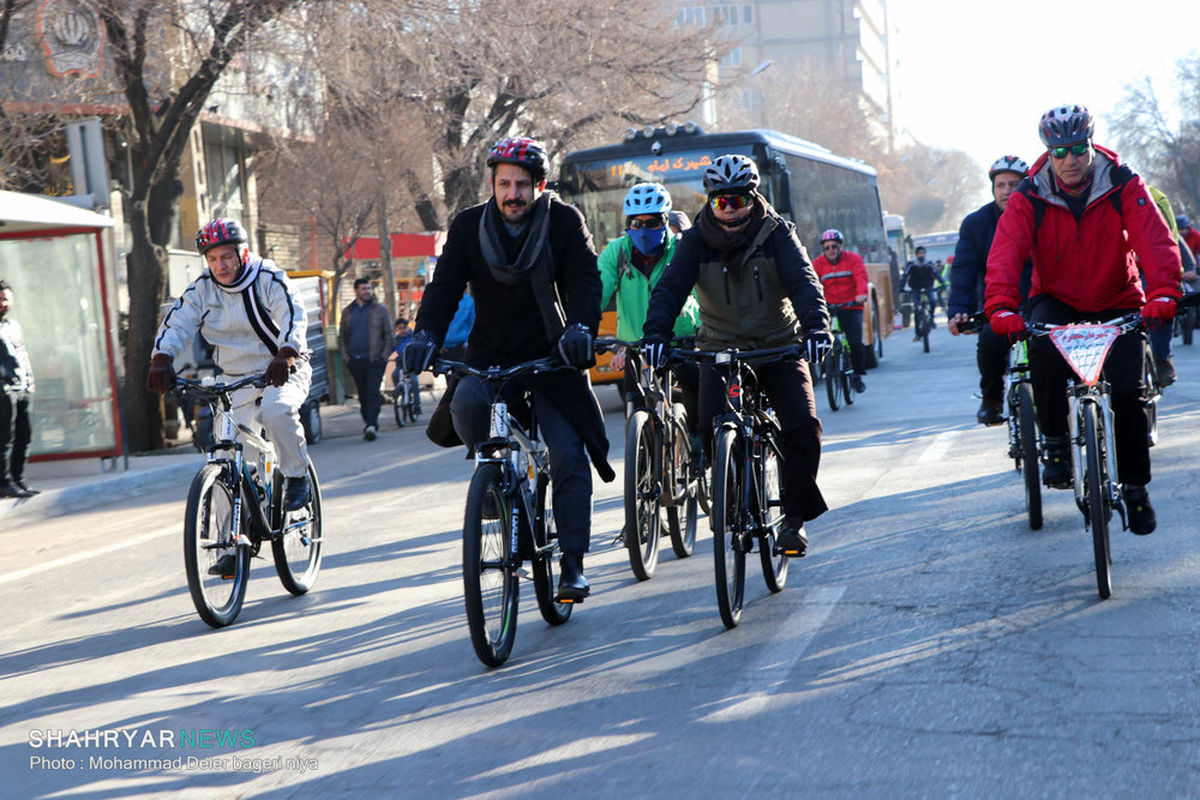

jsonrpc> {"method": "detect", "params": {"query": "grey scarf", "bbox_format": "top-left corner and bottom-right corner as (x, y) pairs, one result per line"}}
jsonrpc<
(478, 192), (567, 340)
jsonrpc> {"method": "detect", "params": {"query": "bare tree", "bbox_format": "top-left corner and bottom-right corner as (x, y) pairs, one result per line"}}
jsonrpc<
(96, 0), (328, 452)
(1111, 63), (1200, 217)
(875, 143), (982, 233)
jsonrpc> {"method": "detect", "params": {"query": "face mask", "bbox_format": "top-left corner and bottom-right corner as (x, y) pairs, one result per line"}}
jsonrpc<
(629, 226), (667, 256)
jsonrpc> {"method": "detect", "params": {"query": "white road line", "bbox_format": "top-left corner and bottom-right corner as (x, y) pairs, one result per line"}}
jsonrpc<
(916, 431), (957, 464)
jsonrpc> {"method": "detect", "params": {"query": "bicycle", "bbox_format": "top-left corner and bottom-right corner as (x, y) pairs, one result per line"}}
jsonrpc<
(1142, 339), (1160, 447)
(434, 355), (576, 668)
(675, 344), (800, 628)
(171, 374), (323, 628)
(596, 338), (700, 580)
(912, 291), (933, 353)
(392, 366), (421, 427)
(822, 303), (856, 412)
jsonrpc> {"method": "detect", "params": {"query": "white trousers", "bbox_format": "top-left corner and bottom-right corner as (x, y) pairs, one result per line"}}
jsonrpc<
(227, 360), (312, 478)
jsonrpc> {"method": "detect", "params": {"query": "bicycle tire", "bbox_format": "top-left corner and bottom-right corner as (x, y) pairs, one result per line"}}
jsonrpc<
(1143, 349), (1159, 447)
(759, 440), (789, 593)
(532, 474), (572, 625)
(463, 463), (520, 667)
(271, 460), (324, 595)
(1016, 382), (1043, 530)
(624, 410), (661, 580)
(666, 407), (698, 558)
(841, 347), (855, 406)
(183, 463), (249, 628)
(1082, 402), (1112, 600)
(393, 388), (405, 428)
(873, 295), (884, 361)
(1181, 307), (1195, 346)
(712, 426), (746, 628)
(824, 350), (842, 412)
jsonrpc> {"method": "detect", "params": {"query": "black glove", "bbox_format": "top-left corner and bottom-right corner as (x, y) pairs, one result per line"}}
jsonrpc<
(146, 353), (175, 394)
(557, 323), (596, 369)
(404, 331), (440, 373)
(266, 347), (299, 387)
(640, 334), (670, 370)
(805, 331), (833, 365)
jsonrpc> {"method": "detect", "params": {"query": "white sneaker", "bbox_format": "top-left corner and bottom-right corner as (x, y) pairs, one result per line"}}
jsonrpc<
(364, 425), (377, 441)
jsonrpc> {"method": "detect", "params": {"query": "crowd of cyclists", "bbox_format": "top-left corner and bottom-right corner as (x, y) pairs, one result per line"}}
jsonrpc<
(148, 102), (1192, 607)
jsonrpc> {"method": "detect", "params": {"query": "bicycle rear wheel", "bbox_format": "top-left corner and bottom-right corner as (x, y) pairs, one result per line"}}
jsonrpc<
(463, 463), (520, 667)
(712, 426), (746, 628)
(920, 304), (931, 353)
(183, 463), (249, 628)
(666, 408), (698, 558)
(1082, 403), (1112, 600)
(271, 460), (324, 595)
(624, 410), (661, 580)
(759, 441), (789, 593)
(532, 474), (572, 625)
(1016, 383), (1043, 530)
(823, 350), (842, 411)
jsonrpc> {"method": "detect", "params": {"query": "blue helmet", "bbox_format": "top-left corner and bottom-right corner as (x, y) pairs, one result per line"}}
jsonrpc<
(1177, 215), (1191, 230)
(1038, 104), (1094, 148)
(623, 183), (672, 217)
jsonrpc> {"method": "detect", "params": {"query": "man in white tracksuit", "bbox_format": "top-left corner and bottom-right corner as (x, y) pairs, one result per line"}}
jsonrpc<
(147, 218), (312, 518)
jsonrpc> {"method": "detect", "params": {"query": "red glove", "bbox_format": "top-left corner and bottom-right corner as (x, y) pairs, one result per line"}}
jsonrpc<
(146, 353), (175, 394)
(266, 347), (299, 387)
(989, 309), (1027, 342)
(1142, 296), (1177, 329)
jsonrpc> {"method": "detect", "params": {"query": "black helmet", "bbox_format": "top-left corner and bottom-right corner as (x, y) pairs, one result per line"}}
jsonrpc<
(1038, 105), (1094, 148)
(703, 154), (759, 195)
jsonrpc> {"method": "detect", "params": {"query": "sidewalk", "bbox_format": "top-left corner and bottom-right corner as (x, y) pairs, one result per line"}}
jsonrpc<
(0, 396), (435, 531)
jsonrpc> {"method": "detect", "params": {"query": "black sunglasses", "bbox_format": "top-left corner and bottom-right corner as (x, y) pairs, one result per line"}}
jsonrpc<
(1050, 143), (1089, 159)
(627, 217), (665, 230)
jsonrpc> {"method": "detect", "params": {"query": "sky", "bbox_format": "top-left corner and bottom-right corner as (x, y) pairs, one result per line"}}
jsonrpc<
(890, 0), (1198, 206)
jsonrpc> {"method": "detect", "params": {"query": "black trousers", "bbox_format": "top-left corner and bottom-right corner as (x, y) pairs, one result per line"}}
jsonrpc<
(834, 307), (867, 375)
(347, 357), (386, 428)
(698, 357), (827, 522)
(977, 322), (1011, 402)
(0, 393), (31, 484)
(1028, 295), (1150, 486)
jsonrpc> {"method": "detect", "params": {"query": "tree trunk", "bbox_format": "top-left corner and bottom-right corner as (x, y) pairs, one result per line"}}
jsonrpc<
(376, 185), (396, 317)
(121, 195), (168, 453)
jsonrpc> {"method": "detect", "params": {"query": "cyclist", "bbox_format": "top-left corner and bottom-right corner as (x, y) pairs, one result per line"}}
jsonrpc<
(641, 154), (830, 557)
(598, 182), (701, 430)
(985, 104), (1181, 535)
(391, 317), (421, 416)
(948, 154), (1031, 425)
(148, 219), (312, 570)
(902, 246), (940, 336)
(811, 228), (869, 393)
(1178, 215), (1200, 262)
(1144, 188), (1183, 385)
(404, 135), (614, 601)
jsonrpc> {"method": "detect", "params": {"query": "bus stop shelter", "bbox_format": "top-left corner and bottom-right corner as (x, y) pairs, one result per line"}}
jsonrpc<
(0, 191), (122, 460)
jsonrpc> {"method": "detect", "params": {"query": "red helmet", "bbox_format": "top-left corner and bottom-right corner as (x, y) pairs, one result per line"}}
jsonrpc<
(195, 218), (249, 263)
(486, 136), (548, 182)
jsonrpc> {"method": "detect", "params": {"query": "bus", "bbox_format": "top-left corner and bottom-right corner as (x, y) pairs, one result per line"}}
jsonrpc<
(557, 125), (893, 384)
(910, 231), (959, 265)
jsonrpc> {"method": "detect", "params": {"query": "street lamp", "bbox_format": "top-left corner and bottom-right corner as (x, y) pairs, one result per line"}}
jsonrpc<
(749, 60), (774, 128)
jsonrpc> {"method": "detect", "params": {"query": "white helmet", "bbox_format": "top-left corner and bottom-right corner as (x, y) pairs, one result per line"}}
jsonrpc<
(988, 155), (1029, 181)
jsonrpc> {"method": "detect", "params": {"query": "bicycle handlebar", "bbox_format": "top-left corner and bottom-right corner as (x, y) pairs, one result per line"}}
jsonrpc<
(432, 355), (573, 381)
(172, 373), (268, 398)
(670, 344), (805, 363)
(957, 311), (1144, 337)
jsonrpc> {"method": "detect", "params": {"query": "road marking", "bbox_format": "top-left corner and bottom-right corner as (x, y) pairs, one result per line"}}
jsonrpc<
(916, 431), (956, 464)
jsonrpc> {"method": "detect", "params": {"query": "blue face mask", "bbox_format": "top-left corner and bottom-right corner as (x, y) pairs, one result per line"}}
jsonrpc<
(629, 226), (667, 256)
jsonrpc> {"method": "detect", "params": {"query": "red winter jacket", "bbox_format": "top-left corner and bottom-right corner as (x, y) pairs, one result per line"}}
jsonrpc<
(1183, 227), (1200, 259)
(813, 249), (869, 309)
(984, 145), (1181, 317)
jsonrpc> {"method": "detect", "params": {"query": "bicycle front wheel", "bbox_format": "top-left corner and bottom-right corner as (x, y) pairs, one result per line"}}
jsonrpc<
(1142, 350), (1159, 447)
(393, 388), (405, 427)
(1082, 402), (1112, 600)
(712, 426), (746, 628)
(823, 351), (842, 412)
(183, 464), (249, 628)
(463, 463), (520, 667)
(759, 440), (789, 593)
(624, 410), (661, 580)
(666, 407), (698, 558)
(271, 460), (324, 595)
(1016, 383), (1043, 530)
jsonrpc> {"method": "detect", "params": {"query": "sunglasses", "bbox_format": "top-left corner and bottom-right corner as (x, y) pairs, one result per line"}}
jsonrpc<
(710, 194), (752, 211)
(822, 243), (841, 251)
(627, 217), (664, 230)
(1050, 143), (1089, 159)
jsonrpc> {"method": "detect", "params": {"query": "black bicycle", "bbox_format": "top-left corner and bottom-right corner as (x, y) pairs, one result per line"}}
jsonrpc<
(171, 374), (323, 628)
(434, 356), (576, 667)
(675, 345), (800, 628)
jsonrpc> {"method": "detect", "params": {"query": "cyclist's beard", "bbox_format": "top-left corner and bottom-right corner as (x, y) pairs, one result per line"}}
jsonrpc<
(501, 199), (532, 224)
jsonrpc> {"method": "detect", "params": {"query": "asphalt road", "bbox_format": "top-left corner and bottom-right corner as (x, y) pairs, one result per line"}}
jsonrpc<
(4, 325), (1200, 798)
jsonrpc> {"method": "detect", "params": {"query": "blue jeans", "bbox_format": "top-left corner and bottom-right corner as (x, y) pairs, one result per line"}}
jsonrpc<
(450, 375), (593, 554)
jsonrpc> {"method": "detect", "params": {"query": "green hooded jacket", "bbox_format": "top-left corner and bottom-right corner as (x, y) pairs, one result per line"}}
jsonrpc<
(598, 234), (699, 341)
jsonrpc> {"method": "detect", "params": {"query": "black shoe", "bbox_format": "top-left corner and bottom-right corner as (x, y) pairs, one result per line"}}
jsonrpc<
(1123, 485), (1156, 535)
(0, 482), (33, 499)
(1042, 436), (1072, 489)
(977, 398), (1004, 426)
(12, 479), (39, 495)
(776, 522), (808, 557)
(363, 425), (377, 441)
(555, 552), (590, 602)
(851, 375), (866, 393)
(1155, 358), (1177, 387)
(282, 476), (310, 512)
(207, 552), (238, 578)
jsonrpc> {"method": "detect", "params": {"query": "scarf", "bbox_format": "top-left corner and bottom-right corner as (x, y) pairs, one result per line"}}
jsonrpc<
(478, 191), (566, 340)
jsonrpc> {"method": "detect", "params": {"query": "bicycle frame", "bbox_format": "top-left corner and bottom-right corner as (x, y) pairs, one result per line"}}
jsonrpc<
(1005, 339), (1034, 461)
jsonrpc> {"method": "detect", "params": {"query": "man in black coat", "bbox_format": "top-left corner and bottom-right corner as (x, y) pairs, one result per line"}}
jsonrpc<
(948, 155), (1030, 425)
(405, 136), (612, 602)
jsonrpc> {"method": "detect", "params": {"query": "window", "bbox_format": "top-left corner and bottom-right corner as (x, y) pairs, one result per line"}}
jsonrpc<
(721, 46), (743, 67)
(203, 126), (245, 222)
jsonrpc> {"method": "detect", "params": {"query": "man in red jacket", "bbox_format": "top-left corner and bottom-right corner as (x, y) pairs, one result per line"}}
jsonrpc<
(812, 229), (870, 393)
(985, 104), (1182, 535)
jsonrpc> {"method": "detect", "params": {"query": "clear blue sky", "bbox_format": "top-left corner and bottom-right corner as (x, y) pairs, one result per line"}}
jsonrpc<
(891, 0), (1198, 205)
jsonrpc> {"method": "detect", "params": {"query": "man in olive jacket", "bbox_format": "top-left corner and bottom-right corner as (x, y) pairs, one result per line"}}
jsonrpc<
(340, 277), (393, 441)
